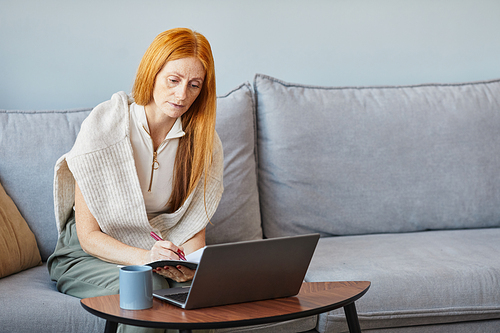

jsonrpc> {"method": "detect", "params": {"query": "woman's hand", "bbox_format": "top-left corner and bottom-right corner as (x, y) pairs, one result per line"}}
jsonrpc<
(148, 240), (185, 262)
(148, 240), (195, 282)
(148, 228), (206, 282)
(154, 265), (196, 282)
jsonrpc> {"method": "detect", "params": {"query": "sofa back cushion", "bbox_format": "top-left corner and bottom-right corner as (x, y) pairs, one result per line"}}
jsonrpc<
(0, 108), (91, 261)
(254, 74), (500, 238)
(208, 83), (262, 244)
(0, 83), (262, 261)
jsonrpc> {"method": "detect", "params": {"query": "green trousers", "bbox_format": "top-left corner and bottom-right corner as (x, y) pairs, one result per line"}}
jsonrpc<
(47, 214), (209, 333)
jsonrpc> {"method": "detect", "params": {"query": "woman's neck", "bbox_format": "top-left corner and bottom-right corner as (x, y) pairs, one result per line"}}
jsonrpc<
(144, 105), (176, 151)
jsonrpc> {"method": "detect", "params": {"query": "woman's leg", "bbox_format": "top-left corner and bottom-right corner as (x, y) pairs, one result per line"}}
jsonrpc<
(47, 214), (170, 332)
(48, 215), (210, 333)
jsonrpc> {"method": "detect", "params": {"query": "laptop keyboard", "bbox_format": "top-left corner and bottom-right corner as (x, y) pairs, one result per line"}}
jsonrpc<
(167, 292), (189, 303)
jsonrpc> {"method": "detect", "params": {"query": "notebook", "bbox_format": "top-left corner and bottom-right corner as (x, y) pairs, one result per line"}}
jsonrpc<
(147, 247), (203, 270)
(153, 233), (320, 309)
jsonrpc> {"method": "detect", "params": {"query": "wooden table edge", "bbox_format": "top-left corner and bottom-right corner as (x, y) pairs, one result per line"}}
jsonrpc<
(81, 281), (371, 331)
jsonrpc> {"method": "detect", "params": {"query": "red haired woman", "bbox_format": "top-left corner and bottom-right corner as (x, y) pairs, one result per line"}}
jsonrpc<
(48, 28), (223, 321)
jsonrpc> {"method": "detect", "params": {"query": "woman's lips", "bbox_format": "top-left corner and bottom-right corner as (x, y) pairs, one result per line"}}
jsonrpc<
(169, 102), (184, 108)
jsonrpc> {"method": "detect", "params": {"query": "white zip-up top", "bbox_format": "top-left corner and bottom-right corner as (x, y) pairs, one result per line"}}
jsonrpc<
(53, 92), (224, 249)
(130, 103), (185, 219)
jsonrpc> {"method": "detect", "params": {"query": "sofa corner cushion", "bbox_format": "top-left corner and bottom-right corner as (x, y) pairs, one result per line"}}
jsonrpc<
(207, 83), (263, 244)
(254, 74), (500, 238)
(0, 182), (42, 278)
(0, 108), (92, 261)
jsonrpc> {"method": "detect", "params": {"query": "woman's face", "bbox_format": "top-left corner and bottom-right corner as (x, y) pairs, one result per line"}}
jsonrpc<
(146, 57), (206, 122)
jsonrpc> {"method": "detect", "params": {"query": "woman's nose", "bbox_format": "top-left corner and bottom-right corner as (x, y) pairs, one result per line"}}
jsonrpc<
(175, 84), (188, 101)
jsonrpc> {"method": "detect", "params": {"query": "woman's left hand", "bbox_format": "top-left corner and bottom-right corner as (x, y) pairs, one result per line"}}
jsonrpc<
(153, 228), (206, 282)
(154, 265), (195, 282)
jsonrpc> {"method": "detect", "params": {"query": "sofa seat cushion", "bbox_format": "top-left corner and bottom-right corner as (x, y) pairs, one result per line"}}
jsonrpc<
(0, 263), (315, 333)
(0, 263), (104, 333)
(305, 228), (500, 332)
(348, 319), (500, 333)
(254, 74), (500, 238)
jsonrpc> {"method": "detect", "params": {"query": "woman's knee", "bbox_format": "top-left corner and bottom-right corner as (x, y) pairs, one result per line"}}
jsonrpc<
(152, 273), (170, 290)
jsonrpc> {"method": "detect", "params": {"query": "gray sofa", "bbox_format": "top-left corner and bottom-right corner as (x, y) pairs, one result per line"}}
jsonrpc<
(1, 74), (500, 333)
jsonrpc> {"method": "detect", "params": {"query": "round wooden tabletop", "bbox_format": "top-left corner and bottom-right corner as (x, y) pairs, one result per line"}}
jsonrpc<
(81, 281), (370, 332)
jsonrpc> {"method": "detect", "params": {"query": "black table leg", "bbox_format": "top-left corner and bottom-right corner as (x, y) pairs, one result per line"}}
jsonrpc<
(344, 302), (362, 333)
(104, 320), (118, 333)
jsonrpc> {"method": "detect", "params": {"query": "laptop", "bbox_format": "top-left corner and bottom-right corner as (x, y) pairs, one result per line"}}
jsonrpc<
(153, 233), (320, 309)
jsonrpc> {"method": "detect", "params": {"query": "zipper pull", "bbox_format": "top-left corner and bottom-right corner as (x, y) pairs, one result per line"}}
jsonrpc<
(148, 151), (159, 192)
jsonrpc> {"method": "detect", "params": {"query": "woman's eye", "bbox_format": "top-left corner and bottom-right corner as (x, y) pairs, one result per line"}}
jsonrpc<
(169, 78), (178, 84)
(191, 81), (202, 89)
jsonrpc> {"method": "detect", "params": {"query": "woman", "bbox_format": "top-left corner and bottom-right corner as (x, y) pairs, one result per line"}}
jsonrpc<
(48, 28), (224, 331)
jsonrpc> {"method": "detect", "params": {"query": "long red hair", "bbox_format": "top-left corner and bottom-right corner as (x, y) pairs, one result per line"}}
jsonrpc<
(132, 28), (216, 211)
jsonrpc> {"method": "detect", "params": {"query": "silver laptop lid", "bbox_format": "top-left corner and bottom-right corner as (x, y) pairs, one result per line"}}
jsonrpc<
(180, 233), (320, 309)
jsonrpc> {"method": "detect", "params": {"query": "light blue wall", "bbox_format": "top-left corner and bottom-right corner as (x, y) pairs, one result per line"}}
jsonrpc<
(1, 0), (500, 110)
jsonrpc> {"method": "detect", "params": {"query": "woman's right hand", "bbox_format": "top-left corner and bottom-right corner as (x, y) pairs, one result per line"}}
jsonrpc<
(148, 241), (194, 282)
(147, 240), (185, 262)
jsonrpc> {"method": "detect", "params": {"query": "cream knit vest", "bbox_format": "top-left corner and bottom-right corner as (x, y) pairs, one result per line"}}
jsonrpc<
(53, 92), (224, 249)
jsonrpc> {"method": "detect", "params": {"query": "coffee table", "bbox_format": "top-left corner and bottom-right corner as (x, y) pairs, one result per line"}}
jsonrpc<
(81, 281), (370, 333)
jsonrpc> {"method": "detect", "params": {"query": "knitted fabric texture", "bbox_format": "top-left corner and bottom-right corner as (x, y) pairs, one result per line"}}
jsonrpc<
(53, 92), (224, 249)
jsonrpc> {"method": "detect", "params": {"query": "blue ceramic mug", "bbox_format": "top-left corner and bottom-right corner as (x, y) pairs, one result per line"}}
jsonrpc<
(119, 265), (153, 310)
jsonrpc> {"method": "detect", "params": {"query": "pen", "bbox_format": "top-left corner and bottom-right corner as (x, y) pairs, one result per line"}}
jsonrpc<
(149, 231), (187, 261)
